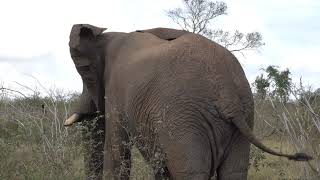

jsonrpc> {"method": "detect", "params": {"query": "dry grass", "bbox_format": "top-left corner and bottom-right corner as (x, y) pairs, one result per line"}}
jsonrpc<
(130, 146), (154, 180)
(0, 88), (85, 179)
(249, 93), (320, 179)
(249, 139), (313, 179)
(1, 85), (319, 179)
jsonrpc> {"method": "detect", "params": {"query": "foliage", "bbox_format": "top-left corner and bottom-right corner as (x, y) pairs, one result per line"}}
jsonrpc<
(253, 74), (270, 100)
(251, 83), (320, 178)
(249, 146), (267, 172)
(265, 66), (292, 102)
(253, 65), (292, 102)
(166, 0), (265, 53)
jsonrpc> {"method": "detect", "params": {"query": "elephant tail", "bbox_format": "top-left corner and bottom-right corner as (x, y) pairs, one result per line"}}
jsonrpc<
(232, 117), (313, 161)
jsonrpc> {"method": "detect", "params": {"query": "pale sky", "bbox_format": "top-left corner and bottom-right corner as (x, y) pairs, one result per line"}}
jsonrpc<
(0, 0), (319, 96)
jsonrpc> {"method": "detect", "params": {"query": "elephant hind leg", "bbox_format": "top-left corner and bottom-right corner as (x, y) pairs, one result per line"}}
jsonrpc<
(217, 131), (250, 180)
(159, 130), (212, 180)
(154, 166), (170, 180)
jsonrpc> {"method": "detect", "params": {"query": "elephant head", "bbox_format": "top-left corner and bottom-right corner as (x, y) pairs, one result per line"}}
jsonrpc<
(65, 25), (109, 179)
(69, 24), (107, 118)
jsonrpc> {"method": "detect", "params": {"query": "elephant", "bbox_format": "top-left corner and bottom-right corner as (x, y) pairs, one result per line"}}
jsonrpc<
(64, 24), (312, 180)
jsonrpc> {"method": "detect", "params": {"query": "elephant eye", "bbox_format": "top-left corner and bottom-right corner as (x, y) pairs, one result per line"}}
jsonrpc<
(77, 66), (96, 84)
(73, 57), (91, 67)
(77, 65), (90, 73)
(70, 48), (81, 56)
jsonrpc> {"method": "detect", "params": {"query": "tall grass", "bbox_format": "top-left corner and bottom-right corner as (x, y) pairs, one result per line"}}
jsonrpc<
(0, 86), (85, 179)
(250, 84), (320, 179)
(1, 82), (319, 179)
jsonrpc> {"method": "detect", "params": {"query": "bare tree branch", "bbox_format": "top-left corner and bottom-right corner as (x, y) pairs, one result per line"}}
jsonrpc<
(166, 0), (264, 54)
(0, 87), (28, 98)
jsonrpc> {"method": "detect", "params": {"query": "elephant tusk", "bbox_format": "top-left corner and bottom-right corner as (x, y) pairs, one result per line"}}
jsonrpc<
(64, 113), (81, 126)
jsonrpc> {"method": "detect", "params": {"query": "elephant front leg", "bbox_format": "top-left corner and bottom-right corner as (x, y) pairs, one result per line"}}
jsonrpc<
(104, 109), (132, 180)
(82, 117), (105, 180)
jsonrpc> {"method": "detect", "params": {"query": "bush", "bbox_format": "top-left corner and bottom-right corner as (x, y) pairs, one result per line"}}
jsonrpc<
(0, 88), (85, 179)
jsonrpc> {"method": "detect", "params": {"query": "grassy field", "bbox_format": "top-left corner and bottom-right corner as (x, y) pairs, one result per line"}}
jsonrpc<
(0, 90), (319, 179)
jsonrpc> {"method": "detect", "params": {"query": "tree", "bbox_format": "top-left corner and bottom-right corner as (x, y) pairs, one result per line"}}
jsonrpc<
(253, 74), (270, 100)
(265, 66), (292, 103)
(166, 0), (264, 54)
(253, 66), (292, 102)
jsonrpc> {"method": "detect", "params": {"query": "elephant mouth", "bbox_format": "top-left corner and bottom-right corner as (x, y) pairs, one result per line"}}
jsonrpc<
(64, 112), (104, 126)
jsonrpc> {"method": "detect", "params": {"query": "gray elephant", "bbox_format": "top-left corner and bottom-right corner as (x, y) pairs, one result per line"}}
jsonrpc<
(64, 24), (312, 180)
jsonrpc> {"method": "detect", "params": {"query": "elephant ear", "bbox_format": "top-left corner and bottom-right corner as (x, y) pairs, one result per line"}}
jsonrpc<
(136, 28), (189, 41)
(69, 24), (107, 49)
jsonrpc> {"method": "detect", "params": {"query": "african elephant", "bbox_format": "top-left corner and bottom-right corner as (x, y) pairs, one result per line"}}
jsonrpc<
(64, 24), (312, 180)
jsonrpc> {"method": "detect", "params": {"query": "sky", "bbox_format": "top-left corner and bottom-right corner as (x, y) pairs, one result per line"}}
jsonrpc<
(0, 0), (319, 96)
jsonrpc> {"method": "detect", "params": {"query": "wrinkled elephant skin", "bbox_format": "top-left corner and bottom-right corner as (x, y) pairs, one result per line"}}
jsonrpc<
(65, 24), (312, 180)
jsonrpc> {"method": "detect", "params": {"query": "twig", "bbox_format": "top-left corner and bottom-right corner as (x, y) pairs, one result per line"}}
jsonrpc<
(0, 87), (28, 98)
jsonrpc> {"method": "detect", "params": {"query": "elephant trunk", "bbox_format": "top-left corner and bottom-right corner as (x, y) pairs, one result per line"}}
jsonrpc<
(70, 51), (105, 115)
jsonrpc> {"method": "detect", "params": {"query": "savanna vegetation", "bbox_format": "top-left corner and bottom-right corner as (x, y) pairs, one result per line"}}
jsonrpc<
(0, 0), (318, 179)
(1, 69), (319, 179)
